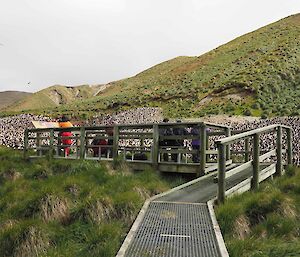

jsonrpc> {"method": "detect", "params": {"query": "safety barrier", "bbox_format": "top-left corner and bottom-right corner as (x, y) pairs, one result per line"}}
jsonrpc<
(216, 124), (293, 203)
(24, 121), (230, 176)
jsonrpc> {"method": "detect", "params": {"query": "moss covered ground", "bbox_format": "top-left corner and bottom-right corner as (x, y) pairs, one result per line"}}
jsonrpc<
(0, 146), (182, 257)
(216, 166), (300, 257)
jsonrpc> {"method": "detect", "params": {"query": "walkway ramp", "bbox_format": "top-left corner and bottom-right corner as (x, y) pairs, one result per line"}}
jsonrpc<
(118, 164), (237, 257)
(124, 202), (220, 257)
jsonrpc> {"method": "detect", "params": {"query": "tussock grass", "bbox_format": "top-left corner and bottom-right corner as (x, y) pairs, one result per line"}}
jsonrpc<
(216, 166), (300, 257)
(0, 146), (178, 256)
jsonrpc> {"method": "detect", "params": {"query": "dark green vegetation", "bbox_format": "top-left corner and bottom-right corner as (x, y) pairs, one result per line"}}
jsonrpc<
(216, 166), (300, 257)
(0, 147), (180, 257)
(4, 14), (300, 119)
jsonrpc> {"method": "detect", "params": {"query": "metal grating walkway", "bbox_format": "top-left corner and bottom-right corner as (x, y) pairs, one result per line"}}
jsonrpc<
(124, 201), (220, 257)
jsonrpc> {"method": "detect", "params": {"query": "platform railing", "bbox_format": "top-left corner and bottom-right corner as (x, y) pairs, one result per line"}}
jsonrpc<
(23, 121), (231, 176)
(216, 124), (293, 203)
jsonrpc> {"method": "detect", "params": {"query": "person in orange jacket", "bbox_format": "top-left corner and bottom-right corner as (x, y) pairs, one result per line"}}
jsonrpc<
(59, 115), (73, 156)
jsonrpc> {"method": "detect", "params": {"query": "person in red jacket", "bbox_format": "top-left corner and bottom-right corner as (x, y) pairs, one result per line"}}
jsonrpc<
(59, 115), (73, 156)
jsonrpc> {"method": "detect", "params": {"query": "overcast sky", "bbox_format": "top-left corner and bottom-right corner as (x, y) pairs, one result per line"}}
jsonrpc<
(0, 0), (300, 92)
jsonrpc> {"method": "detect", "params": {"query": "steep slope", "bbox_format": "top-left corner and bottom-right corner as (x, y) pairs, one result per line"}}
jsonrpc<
(64, 14), (300, 118)
(5, 84), (105, 112)
(0, 91), (31, 110)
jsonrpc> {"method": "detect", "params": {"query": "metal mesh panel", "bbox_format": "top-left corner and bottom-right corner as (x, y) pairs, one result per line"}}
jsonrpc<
(125, 202), (220, 257)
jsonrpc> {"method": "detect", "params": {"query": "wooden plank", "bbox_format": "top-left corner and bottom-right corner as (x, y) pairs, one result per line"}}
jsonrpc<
(259, 163), (276, 182)
(225, 127), (231, 160)
(252, 133), (260, 190)
(225, 178), (252, 198)
(276, 126), (283, 176)
(23, 129), (29, 159)
(199, 124), (207, 177)
(259, 149), (276, 162)
(287, 128), (293, 165)
(245, 138), (250, 162)
(49, 129), (54, 159)
(225, 160), (253, 179)
(80, 127), (85, 159)
(216, 124), (287, 145)
(217, 144), (226, 204)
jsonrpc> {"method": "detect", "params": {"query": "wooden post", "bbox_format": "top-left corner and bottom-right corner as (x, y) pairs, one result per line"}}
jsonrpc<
(23, 129), (29, 159)
(252, 133), (260, 190)
(113, 126), (119, 161)
(217, 143), (226, 204)
(49, 129), (54, 159)
(287, 128), (293, 165)
(152, 124), (159, 169)
(225, 127), (231, 160)
(276, 126), (283, 176)
(37, 132), (41, 156)
(206, 132), (209, 163)
(80, 127), (85, 159)
(199, 123), (207, 176)
(245, 137), (250, 162)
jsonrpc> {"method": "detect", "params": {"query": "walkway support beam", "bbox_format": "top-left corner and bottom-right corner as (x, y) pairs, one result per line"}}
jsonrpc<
(217, 143), (226, 204)
(252, 133), (259, 190)
(23, 129), (29, 159)
(225, 128), (231, 160)
(152, 124), (159, 168)
(276, 126), (283, 176)
(113, 126), (119, 160)
(287, 128), (293, 165)
(49, 129), (54, 159)
(80, 127), (85, 159)
(245, 137), (250, 162)
(199, 123), (207, 177)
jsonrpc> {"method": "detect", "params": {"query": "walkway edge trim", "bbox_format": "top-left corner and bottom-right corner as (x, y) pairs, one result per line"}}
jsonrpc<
(208, 199), (230, 257)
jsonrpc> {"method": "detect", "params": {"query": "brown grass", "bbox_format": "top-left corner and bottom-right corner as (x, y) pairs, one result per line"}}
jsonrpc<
(38, 195), (69, 223)
(233, 215), (251, 240)
(13, 227), (50, 257)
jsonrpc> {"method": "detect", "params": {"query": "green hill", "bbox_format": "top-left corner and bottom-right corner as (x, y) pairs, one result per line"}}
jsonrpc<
(216, 166), (300, 257)
(4, 84), (105, 113)
(0, 147), (180, 257)
(82, 13), (300, 118)
(0, 91), (31, 110)
(5, 14), (300, 118)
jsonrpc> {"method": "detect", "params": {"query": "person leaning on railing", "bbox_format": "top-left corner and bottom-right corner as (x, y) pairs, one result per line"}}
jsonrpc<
(59, 115), (73, 157)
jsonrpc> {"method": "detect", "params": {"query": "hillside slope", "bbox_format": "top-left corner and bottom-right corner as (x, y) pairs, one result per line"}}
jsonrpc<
(5, 14), (300, 118)
(63, 14), (300, 118)
(5, 84), (106, 112)
(0, 91), (31, 110)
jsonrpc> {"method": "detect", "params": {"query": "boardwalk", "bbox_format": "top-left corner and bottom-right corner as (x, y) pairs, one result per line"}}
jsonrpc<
(23, 122), (293, 257)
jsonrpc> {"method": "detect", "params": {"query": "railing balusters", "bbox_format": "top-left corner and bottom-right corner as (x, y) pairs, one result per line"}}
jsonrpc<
(199, 123), (207, 177)
(252, 133), (259, 190)
(287, 128), (293, 165)
(217, 143), (226, 204)
(276, 126), (283, 176)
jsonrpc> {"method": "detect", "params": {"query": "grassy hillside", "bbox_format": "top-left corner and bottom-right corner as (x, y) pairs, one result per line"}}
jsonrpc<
(0, 91), (31, 110)
(4, 14), (300, 119)
(216, 166), (300, 257)
(4, 84), (104, 113)
(0, 147), (180, 257)
(60, 14), (300, 119)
